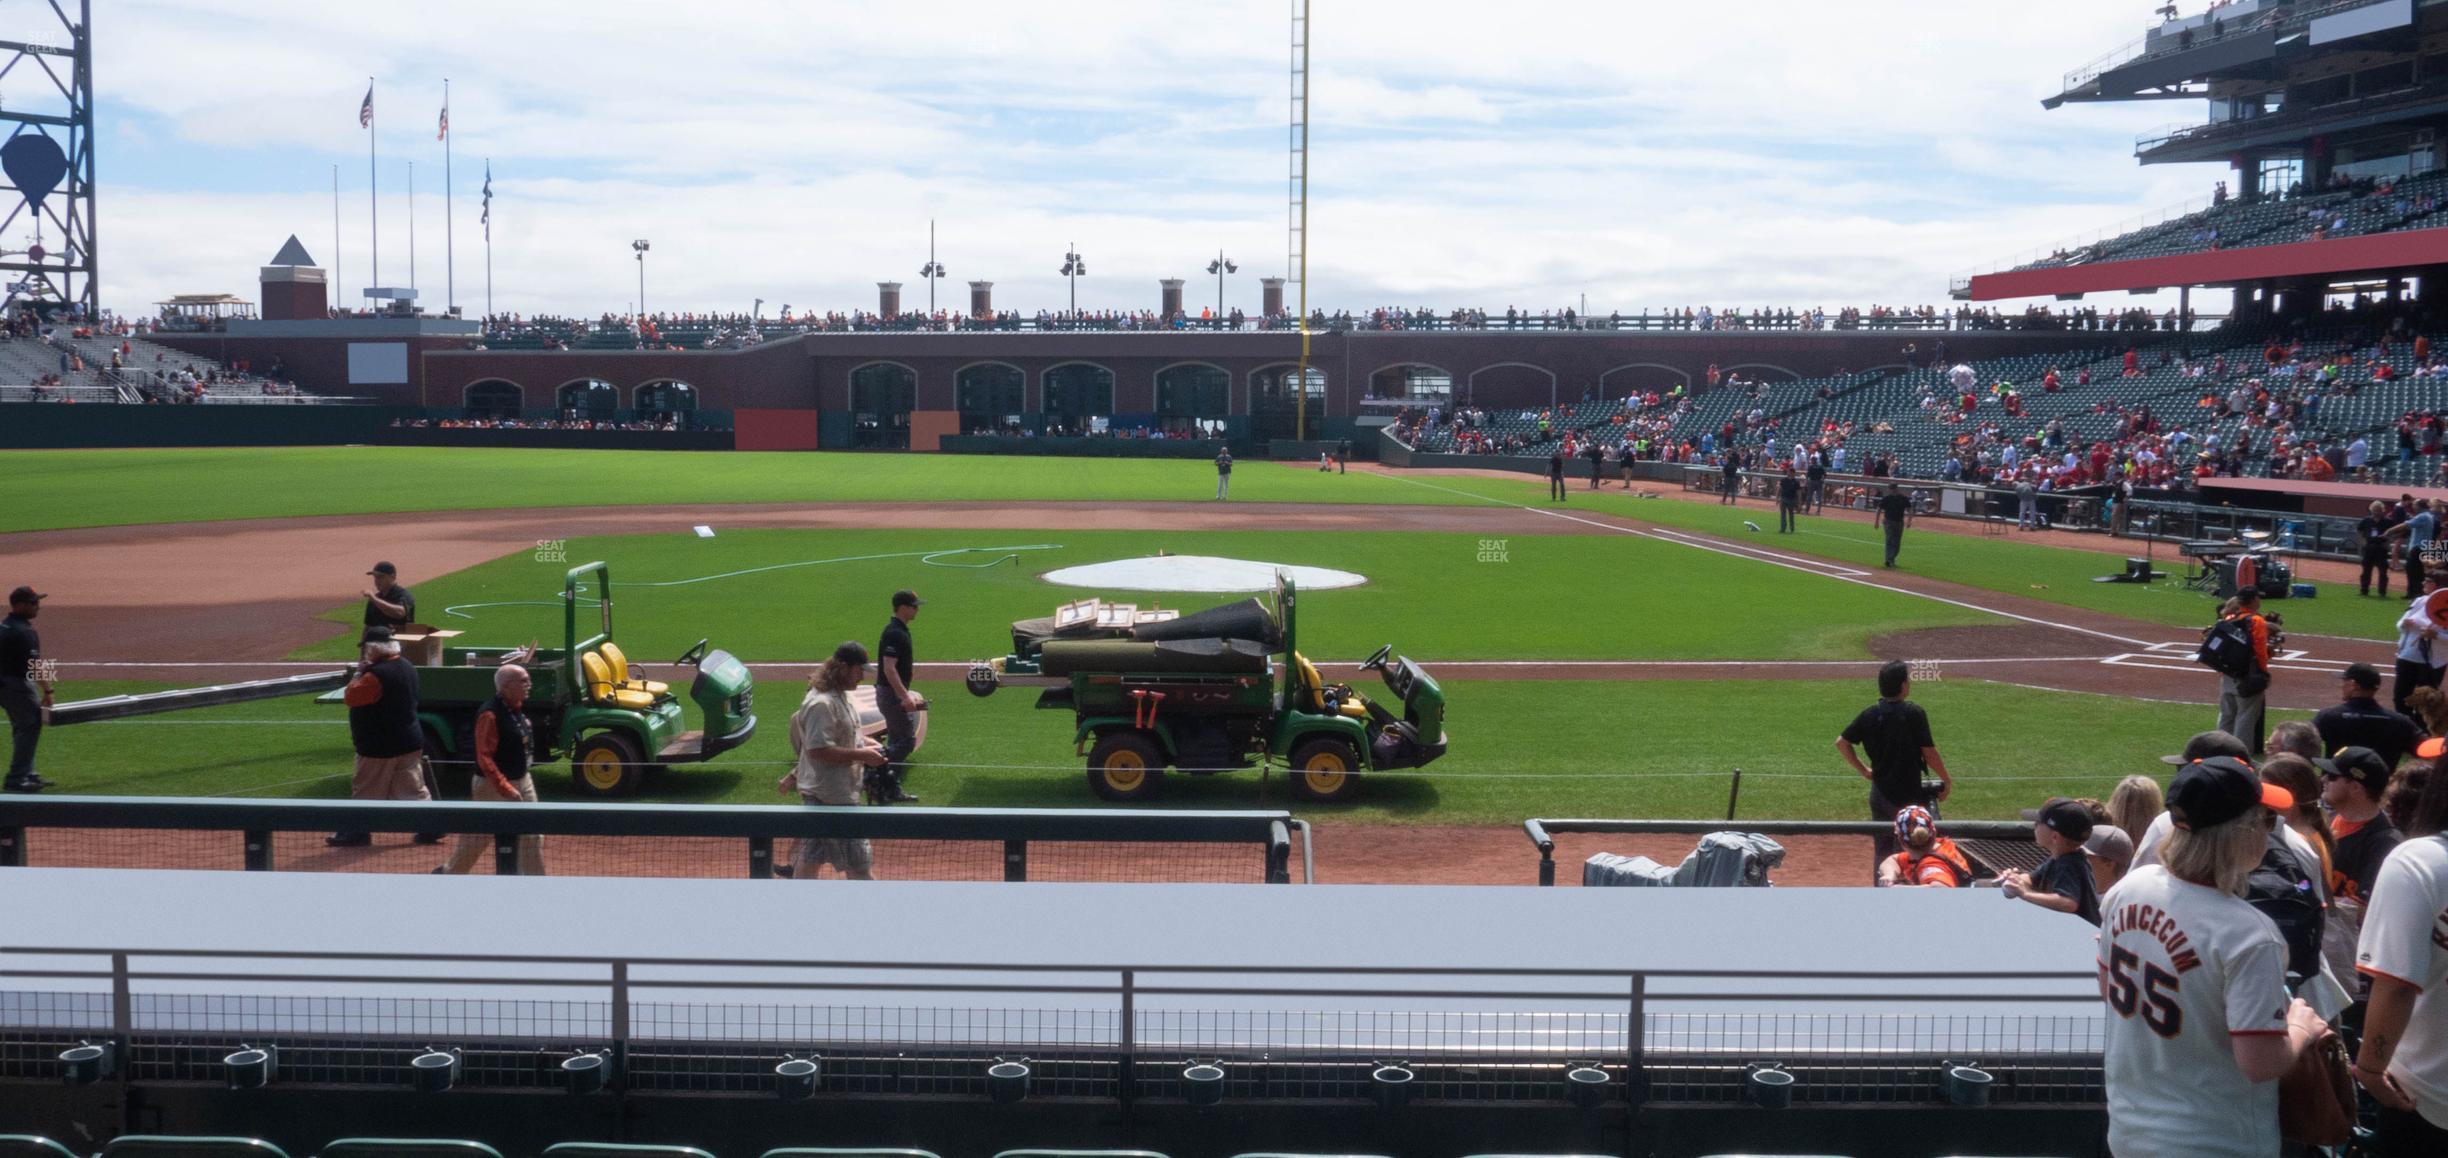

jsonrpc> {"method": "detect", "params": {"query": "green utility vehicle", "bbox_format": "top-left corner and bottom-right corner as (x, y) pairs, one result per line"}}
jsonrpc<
(320, 561), (756, 798)
(967, 575), (1445, 804)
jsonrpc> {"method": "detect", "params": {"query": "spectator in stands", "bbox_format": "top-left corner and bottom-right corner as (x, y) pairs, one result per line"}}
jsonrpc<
(2352, 761), (2448, 1152)
(1876, 805), (1971, 887)
(2316, 663), (2421, 769)
(775, 642), (890, 881)
(438, 664), (545, 876)
(2216, 590), (2273, 756)
(2320, 746), (2402, 911)
(2000, 797), (2101, 924)
(2395, 582), (2447, 716)
(1836, 660), (1953, 881)
(2085, 824), (2135, 894)
(326, 626), (436, 848)
(2099, 757), (2325, 1158)
(2108, 774), (2165, 850)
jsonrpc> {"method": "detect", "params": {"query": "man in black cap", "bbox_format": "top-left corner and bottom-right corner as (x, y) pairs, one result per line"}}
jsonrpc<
(870, 590), (925, 804)
(1, 586), (53, 794)
(1836, 660), (1954, 880)
(328, 625), (436, 847)
(2002, 797), (2102, 925)
(362, 562), (416, 633)
(2318, 745), (2402, 906)
(2313, 663), (2419, 770)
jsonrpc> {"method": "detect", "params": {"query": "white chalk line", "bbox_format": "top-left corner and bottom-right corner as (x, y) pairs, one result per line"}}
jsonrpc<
(1379, 474), (2155, 649)
(62, 656), (2116, 672)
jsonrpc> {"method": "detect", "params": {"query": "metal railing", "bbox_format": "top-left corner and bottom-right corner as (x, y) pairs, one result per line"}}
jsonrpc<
(1522, 818), (2040, 887)
(0, 796), (1301, 884)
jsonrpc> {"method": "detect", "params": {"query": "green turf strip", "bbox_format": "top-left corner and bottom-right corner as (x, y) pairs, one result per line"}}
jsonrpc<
(1385, 470), (2403, 642)
(36, 677), (2296, 826)
(287, 528), (1991, 663)
(0, 446), (1466, 532)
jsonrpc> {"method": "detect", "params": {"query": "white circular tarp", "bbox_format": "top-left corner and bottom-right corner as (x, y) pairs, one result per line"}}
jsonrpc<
(1042, 555), (1366, 592)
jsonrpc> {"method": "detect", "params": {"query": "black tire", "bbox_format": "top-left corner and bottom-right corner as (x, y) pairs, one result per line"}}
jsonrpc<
(1286, 735), (1363, 804)
(570, 731), (647, 798)
(1085, 732), (1166, 803)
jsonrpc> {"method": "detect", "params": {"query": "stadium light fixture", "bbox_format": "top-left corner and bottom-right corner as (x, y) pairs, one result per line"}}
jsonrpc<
(1205, 250), (1238, 323)
(1563, 1061), (1610, 1108)
(986, 1057), (1032, 1104)
(775, 1054), (823, 1101)
(920, 219), (947, 317)
(1060, 245), (1086, 315)
(1181, 1060), (1226, 1107)
(1744, 1062), (1794, 1109)
(223, 1044), (277, 1090)
(410, 1046), (461, 1093)
(59, 1040), (115, 1084)
(1941, 1061), (1993, 1107)
(631, 240), (650, 322)
(562, 1049), (612, 1095)
(1369, 1061), (1415, 1108)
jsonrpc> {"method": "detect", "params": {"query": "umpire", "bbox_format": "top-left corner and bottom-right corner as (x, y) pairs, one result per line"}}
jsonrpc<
(2, 586), (53, 794)
(871, 590), (925, 804)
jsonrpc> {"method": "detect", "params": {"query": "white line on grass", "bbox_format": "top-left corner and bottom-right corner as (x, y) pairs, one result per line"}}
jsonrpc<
(1378, 473), (2155, 648)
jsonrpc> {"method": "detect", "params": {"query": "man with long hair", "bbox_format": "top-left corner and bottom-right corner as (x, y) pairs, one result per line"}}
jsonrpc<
(2099, 757), (2327, 1156)
(775, 642), (891, 880)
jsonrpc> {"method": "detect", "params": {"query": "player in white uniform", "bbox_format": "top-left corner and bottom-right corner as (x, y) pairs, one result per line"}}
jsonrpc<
(2099, 757), (2327, 1158)
(2353, 766), (2448, 1155)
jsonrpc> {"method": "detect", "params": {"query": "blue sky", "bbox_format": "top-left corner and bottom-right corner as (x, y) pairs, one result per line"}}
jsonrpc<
(68, 0), (2227, 318)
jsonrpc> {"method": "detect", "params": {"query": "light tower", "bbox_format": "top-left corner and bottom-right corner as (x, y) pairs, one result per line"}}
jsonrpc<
(0, 0), (97, 317)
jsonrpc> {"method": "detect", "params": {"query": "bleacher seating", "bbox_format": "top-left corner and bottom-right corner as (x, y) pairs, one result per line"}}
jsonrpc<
(2015, 171), (2448, 273)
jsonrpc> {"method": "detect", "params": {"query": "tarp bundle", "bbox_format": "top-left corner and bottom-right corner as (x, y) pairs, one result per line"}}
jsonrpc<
(1010, 596), (1280, 660)
(1582, 833), (1787, 888)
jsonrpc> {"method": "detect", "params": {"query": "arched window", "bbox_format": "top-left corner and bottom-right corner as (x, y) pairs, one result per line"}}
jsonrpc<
(1040, 362), (1115, 433)
(849, 362), (917, 449)
(464, 379), (522, 420)
(1367, 363), (1452, 402)
(635, 380), (697, 424)
(1249, 364), (1327, 441)
(1155, 362), (1231, 433)
(956, 362), (1026, 434)
(557, 379), (619, 421)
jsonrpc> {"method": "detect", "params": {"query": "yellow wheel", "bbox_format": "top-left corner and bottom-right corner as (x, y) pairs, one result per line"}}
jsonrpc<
(1085, 732), (1165, 803)
(570, 732), (646, 798)
(1287, 736), (1362, 804)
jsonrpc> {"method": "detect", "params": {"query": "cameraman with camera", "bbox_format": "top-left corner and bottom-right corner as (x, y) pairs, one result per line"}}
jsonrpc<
(2212, 589), (2274, 757)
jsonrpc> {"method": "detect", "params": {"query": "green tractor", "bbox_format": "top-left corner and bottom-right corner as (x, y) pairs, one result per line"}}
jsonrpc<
(968, 574), (1446, 804)
(321, 561), (757, 798)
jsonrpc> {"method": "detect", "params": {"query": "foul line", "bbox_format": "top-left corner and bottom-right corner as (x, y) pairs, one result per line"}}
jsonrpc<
(1380, 473), (2153, 649)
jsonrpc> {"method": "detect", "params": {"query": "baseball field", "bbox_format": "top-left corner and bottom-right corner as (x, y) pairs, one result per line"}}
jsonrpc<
(10, 445), (2398, 835)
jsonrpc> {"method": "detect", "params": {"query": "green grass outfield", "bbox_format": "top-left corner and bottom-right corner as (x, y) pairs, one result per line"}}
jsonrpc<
(42, 677), (2299, 825)
(3, 447), (2402, 640)
(0, 447), (1467, 532)
(287, 528), (1991, 663)
(1374, 469), (2404, 642)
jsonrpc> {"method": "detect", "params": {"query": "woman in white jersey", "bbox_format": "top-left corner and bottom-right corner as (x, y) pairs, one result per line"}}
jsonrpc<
(2098, 756), (2327, 1157)
(2354, 764), (2448, 1154)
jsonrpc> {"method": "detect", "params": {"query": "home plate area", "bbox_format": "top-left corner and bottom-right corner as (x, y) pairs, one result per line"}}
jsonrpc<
(2101, 640), (2330, 676)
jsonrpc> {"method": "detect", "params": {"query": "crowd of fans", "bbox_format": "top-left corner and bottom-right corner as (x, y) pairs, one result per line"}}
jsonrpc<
(389, 414), (724, 433)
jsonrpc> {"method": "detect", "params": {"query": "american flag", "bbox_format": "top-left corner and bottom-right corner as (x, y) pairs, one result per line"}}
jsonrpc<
(359, 86), (373, 128)
(481, 162), (491, 238)
(437, 103), (448, 141)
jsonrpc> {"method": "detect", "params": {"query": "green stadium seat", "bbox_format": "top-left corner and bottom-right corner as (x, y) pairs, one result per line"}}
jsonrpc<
(102, 1140), (292, 1158)
(542, 1147), (715, 1158)
(319, 1142), (506, 1158)
(0, 1138), (82, 1158)
(760, 1151), (940, 1158)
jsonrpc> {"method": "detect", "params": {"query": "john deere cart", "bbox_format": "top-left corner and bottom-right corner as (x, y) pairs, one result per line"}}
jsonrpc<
(318, 561), (757, 798)
(967, 574), (1445, 804)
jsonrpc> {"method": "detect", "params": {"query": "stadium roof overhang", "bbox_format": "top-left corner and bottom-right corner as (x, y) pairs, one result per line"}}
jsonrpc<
(2045, 27), (2287, 109)
(2135, 91), (2448, 164)
(1962, 222), (2448, 301)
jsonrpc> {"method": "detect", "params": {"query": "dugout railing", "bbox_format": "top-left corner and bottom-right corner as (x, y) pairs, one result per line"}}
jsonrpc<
(0, 797), (1305, 885)
(1522, 817), (2045, 886)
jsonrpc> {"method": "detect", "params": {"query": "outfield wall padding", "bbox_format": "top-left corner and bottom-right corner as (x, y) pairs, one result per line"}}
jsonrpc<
(0, 403), (421, 448)
(937, 435), (1229, 458)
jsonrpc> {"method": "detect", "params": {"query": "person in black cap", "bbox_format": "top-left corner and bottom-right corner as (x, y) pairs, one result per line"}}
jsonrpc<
(870, 590), (925, 804)
(362, 562), (415, 632)
(2, 586), (53, 794)
(327, 624), (437, 847)
(2319, 745), (2402, 906)
(2314, 663), (2419, 770)
(1836, 659), (1954, 881)
(2001, 797), (2101, 925)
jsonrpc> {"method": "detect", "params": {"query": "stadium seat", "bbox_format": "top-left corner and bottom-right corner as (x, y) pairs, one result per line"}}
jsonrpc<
(579, 652), (659, 710)
(597, 642), (669, 697)
(102, 1140), (293, 1158)
(319, 1142), (506, 1158)
(760, 1151), (942, 1158)
(0, 1138), (80, 1158)
(542, 1147), (716, 1158)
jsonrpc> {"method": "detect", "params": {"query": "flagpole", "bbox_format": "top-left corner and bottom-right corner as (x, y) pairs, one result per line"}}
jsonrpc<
(443, 78), (455, 316)
(331, 164), (341, 318)
(483, 159), (493, 324)
(368, 77), (379, 302)
(407, 160), (417, 300)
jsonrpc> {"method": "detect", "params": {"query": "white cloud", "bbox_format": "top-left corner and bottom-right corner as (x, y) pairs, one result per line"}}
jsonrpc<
(96, 0), (2236, 318)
